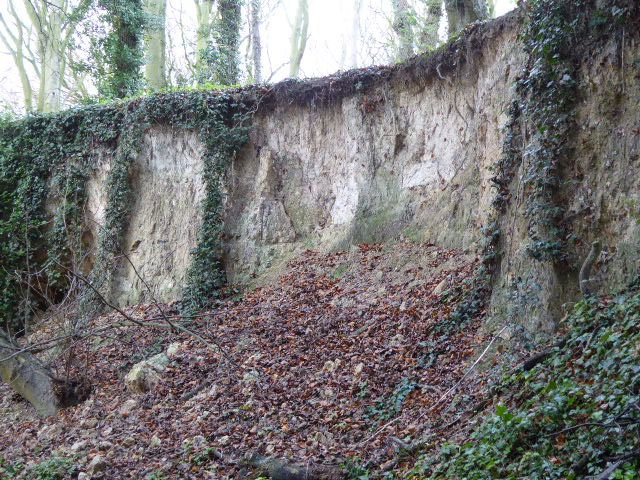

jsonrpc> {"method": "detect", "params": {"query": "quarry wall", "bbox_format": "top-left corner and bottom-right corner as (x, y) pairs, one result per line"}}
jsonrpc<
(80, 10), (640, 338)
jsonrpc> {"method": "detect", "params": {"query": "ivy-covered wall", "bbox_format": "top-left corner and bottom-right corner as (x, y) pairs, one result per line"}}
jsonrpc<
(0, 91), (253, 332)
(488, 0), (640, 338)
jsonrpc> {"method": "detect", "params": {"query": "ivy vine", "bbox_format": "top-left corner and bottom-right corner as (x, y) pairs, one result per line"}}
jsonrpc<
(0, 89), (253, 333)
(96, 0), (147, 99)
(518, 0), (637, 263)
(0, 106), (122, 333)
(449, 0), (639, 332)
(414, 283), (640, 478)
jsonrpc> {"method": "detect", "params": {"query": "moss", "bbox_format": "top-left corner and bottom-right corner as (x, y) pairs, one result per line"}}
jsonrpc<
(626, 198), (640, 225)
(352, 206), (400, 244)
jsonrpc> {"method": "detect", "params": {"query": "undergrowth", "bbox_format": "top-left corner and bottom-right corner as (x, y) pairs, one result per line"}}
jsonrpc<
(409, 282), (640, 479)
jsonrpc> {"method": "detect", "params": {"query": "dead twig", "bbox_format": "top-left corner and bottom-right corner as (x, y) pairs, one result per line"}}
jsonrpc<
(428, 325), (508, 412)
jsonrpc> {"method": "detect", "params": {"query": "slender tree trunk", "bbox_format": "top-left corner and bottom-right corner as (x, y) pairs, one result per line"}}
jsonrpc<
(350, 0), (362, 68)
(16, 39), (34, 111)
(250, 0), (262, 83)
(214, 0), (242, 85)
(195, 0), (215, 78)
(445, 0), (491, 37)
(445, 0), (462, 36)
(418, 0), (442, 52)
(289, 0), (309, 78)
(145, 0), (167, 90)
(0, 329), (61, 417)
(487, 0), (495, 17)
(1, 0), (90, 112)
(0, 2), (34, 111)
(38, 0), (64, 112)
(194, 0), (241, 85)
(98, 0), (146, 98)
(392, 0), (414, 61)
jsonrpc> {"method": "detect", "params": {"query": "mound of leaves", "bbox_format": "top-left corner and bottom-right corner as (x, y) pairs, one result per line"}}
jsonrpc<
(0, 243), (495, 479)
(411, 282), (640, 479)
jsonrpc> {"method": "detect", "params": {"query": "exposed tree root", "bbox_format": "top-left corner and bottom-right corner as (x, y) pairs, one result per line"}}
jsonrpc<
(0, 330), (87, 416)
(580, 241), (602, 297)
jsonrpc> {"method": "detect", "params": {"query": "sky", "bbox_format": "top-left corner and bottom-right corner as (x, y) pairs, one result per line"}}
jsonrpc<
(0, 0), (516, 111)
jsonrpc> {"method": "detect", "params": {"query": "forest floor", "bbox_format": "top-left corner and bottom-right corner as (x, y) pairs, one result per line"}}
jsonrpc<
(0, 243), (509, 479)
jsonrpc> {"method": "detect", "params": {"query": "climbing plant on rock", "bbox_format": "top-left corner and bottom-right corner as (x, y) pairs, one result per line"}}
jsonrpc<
(518, 0), (638, 264)
(517, 0), (584, 263)
(0, 88), (254, 333)
(0, 107), (123, 333)
(446, 0), (639, 335)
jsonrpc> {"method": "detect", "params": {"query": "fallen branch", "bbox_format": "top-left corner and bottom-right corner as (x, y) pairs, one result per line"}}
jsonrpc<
(521, 338), (567, 372)
(586, 447), (640, 480)
(52, 259), (240, 369)
(429, 325), (508, 412)
(241, 454), (345, 480)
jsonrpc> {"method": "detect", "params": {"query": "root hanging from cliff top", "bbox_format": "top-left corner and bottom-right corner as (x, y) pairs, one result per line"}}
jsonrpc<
(579, 241), (602, 298)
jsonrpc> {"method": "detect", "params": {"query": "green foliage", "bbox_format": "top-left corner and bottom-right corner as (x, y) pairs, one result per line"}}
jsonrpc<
(517, 0), (638, 263)
(146, 472), (167, 480)
(342, 458), (372, 480)
(413, 285), (640, 479)
(450, 0), (639, 339)
(192, 447), (218, 466)
(31, 455), (75, 480)
(441, 100), (523, 334)
(0, 106), (122, 332)
(517, 0), (585, 262)
(0, 456), (24, 478)
(332, 264), (349, 279)
(96, 0), (147, 99)
(198, 0), (243, 86)
(366, 378), (418, 424)
(0, 88), (252, 332)
(180, 94), (251, 313)
(88, 92), (251, 314)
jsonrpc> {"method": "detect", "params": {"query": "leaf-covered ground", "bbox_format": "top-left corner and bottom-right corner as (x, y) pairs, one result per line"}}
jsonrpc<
(0, 243), (497, 479)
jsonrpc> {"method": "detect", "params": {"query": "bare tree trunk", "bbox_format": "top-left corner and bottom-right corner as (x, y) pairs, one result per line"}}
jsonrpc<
(445, 0), (491, 37)
(0, 1), (34, 111)
(392, 0), (414, 61)
(289, 0), (309, 78)
(145, 0), (167, 90)
(194, 0), (215, 79)
(418, 0), (443, 52)
(35, 0), (64, 112)
(1, 0), (90, 112)
(350, 0), (362, 68)
(250, 0), (262, 83)
(0, 329), (61, 417)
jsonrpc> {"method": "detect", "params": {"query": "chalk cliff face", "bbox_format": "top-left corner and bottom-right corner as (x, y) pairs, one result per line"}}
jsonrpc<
(223, 22), (522, 285)
(488, 35), (640, 335)
(85, 129), (205, 305)
(82, 11), (640, 337)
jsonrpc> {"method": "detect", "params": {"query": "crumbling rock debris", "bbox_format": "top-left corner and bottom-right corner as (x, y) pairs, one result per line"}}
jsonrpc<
(124, 353), (170, 393)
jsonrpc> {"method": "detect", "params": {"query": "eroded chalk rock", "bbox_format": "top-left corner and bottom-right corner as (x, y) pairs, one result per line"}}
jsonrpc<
(87, 455), (107, 475)
(124, 353), (170, 394)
